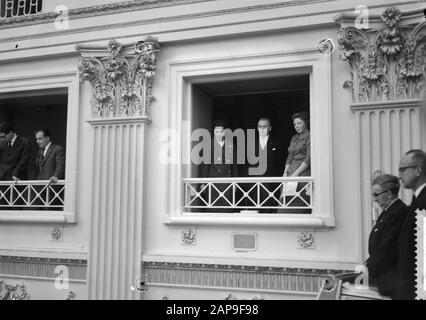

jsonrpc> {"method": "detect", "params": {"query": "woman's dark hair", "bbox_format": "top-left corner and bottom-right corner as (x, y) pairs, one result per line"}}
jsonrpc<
(372, 174), (400, 196)
(291, 112), (309, 128)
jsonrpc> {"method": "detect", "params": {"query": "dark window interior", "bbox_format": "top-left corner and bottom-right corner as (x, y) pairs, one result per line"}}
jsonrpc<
(0, 90), (67, 180)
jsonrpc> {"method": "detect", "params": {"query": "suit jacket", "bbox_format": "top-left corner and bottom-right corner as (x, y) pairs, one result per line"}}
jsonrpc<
(248, 136), (283, 177)
(379, 187), (426, 299)
(200, 139), (238, 178)
(35, 143), (65, 180)
(0, 136), (30, 180)
(366, 199), (407, 280)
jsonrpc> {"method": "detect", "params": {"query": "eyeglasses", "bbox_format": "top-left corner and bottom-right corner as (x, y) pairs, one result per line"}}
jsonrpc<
(372, 190), (389, 198)
(398, 165), (417, 172)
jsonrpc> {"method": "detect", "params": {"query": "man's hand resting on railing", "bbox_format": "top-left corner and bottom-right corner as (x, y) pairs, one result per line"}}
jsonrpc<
(12, 176), (20, 183)
(49, 176), (58, 184)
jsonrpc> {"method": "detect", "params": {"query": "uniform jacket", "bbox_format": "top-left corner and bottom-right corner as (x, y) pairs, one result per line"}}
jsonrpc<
(200, 139), (238, 178)
(0, 135), (30, 180)
(35, 143), (65, 180)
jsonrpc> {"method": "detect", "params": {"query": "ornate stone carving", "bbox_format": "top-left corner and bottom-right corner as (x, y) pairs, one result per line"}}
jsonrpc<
(181, 228), (196, 245)
(51, 226), (63, 241)
(78, 38), (160, 119)
(337, 7), (426, 103)
(297, 231), (315, 249)
(0, 281), (30, 300)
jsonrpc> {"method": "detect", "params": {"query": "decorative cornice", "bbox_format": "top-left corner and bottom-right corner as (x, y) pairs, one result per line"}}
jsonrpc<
(337, 7), (426, 103)
(142, 261), (351, 293)
(78, 38), (160, 120)
(0, 0), (337, 30)
(0, 255), (87, 281)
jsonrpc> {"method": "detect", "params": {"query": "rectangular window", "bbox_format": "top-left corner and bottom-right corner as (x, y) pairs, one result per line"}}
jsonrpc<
(166, 49), (334, 228)
(0, 89), (67, 211)
(0, 71), (79, 224)
(185, 74), (312, 214)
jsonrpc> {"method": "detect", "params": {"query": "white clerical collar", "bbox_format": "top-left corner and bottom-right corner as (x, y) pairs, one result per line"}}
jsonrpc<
(10, 134), (17, 146)
(415, 183), (426, 198)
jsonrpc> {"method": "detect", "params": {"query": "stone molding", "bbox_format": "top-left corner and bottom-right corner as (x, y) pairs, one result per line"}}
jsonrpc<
(0, 255), (87, 281)
(143, 261), (350, 293)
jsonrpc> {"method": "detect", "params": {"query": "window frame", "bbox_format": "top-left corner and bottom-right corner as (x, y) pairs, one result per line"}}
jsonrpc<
(165, 48), (334, 228)
(0, 71), (80, 224)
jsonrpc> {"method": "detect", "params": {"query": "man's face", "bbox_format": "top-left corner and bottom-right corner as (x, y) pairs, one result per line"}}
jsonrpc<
(0, 132), (6, 143)
(371, 184), (391, 209)
(35, 132), (50, 149)
(213, 126), (224, 141)
(398, 154), (420, 189)
(258, 120), (271, 138)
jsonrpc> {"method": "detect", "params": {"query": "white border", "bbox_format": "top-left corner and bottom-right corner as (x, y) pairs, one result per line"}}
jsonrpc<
(164, 48), (334, 228)
(0, 71), (80, 224)
(416, 208), (426, 300)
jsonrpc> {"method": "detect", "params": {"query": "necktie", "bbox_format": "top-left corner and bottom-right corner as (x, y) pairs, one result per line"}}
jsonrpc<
(40, 148), (45, 161)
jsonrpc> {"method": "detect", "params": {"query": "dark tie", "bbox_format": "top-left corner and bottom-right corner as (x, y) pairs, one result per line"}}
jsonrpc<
(40, 148), (45, 161)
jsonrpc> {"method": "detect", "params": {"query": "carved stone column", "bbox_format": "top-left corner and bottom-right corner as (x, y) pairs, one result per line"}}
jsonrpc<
(77, 38), (159, 299)
(336, 7), (425, 258)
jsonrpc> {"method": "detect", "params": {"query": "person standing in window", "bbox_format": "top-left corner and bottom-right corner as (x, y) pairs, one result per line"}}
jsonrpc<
(200, 120), (238, 211)
(0, 122), (30, 181)
(249, 117), (283, 213)
(281, 112), (311, 210)
(283, 112), (310, 177)
(34, 129), (65, 184)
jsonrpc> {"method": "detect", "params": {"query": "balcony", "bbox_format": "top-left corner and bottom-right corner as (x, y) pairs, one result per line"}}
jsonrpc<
(0, 180), (65, 210)
(184, 177), (313, 212)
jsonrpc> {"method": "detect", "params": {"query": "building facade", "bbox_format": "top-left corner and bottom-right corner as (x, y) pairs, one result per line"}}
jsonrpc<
(0, 0), (425, 300)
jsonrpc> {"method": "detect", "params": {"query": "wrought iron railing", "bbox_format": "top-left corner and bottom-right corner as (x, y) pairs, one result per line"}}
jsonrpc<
(0, 0), (42, 19)
(0, 180), (65, 209)
(184, 177), (313, 211)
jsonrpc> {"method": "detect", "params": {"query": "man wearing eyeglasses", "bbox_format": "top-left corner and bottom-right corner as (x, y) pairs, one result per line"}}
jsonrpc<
(391, 149), (426, 299)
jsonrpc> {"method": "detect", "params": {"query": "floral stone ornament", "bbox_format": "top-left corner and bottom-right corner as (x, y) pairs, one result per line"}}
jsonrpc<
(181, 228), (196, 245)
(297, 232), (315, 249)
(337, 7), (426, 102)
(78, 37), (160, 119)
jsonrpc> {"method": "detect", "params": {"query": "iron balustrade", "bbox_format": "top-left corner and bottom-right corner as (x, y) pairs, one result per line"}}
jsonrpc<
(184, 177), (313, 211)
(0, 180), (65, 209)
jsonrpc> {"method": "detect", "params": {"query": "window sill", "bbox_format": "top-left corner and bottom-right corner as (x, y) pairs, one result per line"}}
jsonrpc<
(165, 213), (335, 228)
(0, 211), (75, 224)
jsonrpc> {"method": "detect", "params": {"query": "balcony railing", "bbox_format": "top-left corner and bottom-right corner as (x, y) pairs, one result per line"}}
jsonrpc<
(184, 177), (313, 211)
(0, 180), (65, 210)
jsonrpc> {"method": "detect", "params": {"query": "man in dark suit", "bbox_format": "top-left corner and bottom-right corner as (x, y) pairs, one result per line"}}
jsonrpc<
(34, 129), (65, 183)
(0, 122), (30, 181)
(248, 118), (283, 213)
(365, 174), (408, 293)
(383, 149), (426, 299)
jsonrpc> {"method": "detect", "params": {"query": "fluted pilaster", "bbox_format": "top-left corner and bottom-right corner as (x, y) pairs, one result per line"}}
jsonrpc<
(87, 118), (147, 299)
(352, 100), (422, 258)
